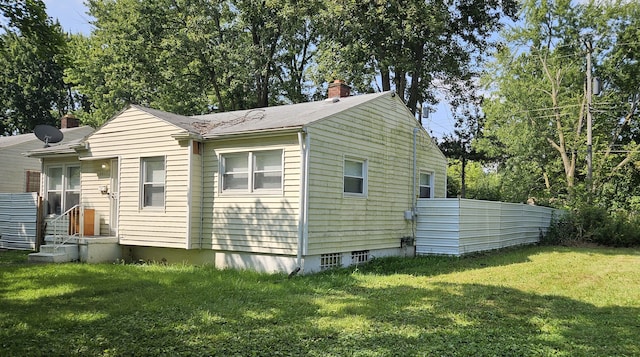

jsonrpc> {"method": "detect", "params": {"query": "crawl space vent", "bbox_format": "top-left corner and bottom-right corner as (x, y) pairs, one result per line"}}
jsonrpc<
(351, 250), (369, 265)
(320, 253), (342, 270)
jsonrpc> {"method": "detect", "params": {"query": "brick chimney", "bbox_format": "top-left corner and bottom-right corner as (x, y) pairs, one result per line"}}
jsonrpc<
(60, 114), (79, 129)
(327, 79), (351, 98)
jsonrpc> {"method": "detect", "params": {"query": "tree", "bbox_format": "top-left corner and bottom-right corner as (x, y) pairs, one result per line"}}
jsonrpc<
(0, 0), (70, 135)
(438, 98), (487, 198)
(479, 0), (640, 208)
(67, 0), (324, 126)
(315, 0), (518, 114)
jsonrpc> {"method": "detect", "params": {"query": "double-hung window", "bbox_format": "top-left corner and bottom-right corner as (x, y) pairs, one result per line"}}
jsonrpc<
(344, 158), (367, 196)
(419, 172), (433, 199)
(46, 165), (80, 215)
(221, 150), (283, 193)
(141, 157), (165, 208)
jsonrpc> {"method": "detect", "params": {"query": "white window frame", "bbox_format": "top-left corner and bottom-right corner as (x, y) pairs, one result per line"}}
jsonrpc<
(343, 157), (367, 197)
(419, 171), (434, 199)
(219, 149), (284, 195)
(44, 164), (81, 216)
(140, 156), (166, 209)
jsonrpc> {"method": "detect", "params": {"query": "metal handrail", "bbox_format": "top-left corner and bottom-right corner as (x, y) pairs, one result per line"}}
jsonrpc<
(51, 204), (82, 249)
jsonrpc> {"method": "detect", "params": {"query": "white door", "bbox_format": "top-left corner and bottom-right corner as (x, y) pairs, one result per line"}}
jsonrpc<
(109, 158), (119, 236)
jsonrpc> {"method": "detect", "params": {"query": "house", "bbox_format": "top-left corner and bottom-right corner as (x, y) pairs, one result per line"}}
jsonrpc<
(0, 115), (94, 193)
(27, 83), (448, 273)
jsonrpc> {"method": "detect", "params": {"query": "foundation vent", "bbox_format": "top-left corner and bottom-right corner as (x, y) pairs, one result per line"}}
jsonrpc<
(320, 253), (342, 270)
(351, 250), (370, 265)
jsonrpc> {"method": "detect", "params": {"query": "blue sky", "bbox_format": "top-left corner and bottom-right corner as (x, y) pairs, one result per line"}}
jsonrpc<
(43, 0), (456, 138)
(44, 0), (93, 35)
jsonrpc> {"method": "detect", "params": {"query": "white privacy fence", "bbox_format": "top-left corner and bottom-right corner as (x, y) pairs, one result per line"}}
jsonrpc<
(0, 193), (39, 250)
(416, 198), (562, 256)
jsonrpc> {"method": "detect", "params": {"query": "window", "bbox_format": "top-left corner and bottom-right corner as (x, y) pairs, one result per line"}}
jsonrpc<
(46, 165), (80, 215)
(221, 150), (283, 193)
(66, 166), (81, 209)
(253, 151), (282, 190)
(419, 172), (433, 199)
(222, 154), (249, 190)
(141, 157), (165, 208)
(25, 170), (41, 193)
(344, 158), (366, 196)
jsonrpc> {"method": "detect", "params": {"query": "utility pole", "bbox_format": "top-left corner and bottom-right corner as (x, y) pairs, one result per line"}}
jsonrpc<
(585, 39), (593, 186)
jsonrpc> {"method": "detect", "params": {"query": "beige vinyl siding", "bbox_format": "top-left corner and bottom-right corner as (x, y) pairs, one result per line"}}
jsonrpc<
(0, 142), (41, 193)
(199, 135), (300, 255)
(80, 108), (190, 248)
(305, 94), (446, 255)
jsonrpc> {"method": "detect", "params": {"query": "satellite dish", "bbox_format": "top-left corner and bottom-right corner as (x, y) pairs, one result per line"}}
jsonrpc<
(34, 125), (64, 148)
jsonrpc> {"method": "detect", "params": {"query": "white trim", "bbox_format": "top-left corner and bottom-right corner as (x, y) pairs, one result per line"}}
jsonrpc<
(342, 156), (368, 198)
(139, 156), (166, 211)
(218, 148), (285, 196)
(109, 158), (120, 238)
(418, 170), (435, 199)
(43, 163), (81, 216)
(79, 155), (118, 161)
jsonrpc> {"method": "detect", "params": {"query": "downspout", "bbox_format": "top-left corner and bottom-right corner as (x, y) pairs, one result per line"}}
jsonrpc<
(303, 132), (310, 254)
(413, 128), (419, 215)
(186, 140), (193, 249)
(412, 128), (419, 248)
(294, 129), (309, 275)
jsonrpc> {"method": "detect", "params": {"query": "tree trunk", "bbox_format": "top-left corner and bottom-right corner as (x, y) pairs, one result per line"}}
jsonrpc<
(380, 66), (391, 92)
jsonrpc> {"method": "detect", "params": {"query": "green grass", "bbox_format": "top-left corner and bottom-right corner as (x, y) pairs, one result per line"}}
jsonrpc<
(1, 246), (639, 356)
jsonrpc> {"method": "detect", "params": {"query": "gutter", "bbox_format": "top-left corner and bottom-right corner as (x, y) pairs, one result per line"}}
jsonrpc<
(204, 127), (302, 140)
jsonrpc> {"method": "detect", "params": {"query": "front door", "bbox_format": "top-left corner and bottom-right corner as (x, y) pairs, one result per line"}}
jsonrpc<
(109, 158), (119, 236)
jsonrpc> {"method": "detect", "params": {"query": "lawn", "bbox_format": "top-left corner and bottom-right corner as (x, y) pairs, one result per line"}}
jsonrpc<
(1, 246), (639, 356)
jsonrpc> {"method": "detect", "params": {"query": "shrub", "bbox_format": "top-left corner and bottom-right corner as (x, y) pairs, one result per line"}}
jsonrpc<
(542, 207), (640, 247)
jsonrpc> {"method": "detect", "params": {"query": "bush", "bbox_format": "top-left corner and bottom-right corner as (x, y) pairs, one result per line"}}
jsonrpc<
(542, 207), (640, 247)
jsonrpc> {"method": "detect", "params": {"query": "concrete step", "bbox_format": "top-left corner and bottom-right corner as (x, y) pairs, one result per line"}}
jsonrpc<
(28, 252), (72, 263)
(29, 244), (79, 263)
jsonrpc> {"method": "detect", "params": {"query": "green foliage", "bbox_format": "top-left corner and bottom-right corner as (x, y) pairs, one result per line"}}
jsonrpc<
(318, 0), (518, 114)
(543, 206), (640, 247)
(68, 0), (323, 125)
(1, 246), (639, 355)
(446, 159), (501, 200)
(0, 0), (71, 134)
(479, 0), (640, 210)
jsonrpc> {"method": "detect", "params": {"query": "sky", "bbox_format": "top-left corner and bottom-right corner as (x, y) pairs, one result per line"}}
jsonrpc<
(43, 0), (457, 138)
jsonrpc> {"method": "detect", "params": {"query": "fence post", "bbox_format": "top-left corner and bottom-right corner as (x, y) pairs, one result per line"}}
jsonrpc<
(36, 195), (44, 251)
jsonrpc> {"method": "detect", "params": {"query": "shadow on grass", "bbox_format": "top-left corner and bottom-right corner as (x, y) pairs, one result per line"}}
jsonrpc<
(0, 246), (638, 355)
(0, 249), (30, 266)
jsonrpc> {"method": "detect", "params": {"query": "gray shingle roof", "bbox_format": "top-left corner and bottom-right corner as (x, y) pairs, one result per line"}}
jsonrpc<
(134, 91), (390, 138)
(0, 126), (93, 149)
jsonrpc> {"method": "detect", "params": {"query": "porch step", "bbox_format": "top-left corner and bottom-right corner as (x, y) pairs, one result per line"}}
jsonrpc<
(28, 244), (79, 263)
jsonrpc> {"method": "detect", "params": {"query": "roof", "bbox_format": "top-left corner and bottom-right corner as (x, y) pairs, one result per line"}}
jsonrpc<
(0, 126), (94, 150)
(133, 91), (391, 138)
(26, 92), (396, 157)
(26, 139), (85, 157)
